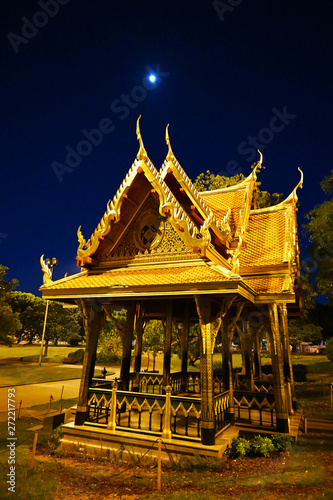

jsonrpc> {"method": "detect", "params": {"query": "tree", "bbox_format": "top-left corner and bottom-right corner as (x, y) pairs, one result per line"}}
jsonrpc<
(194, 170), (283, 208)
(0, 265), (21, 344)
(98, 315), (123, 362)
(142, 320), (164, 372)
(288, 319), (323, 351)
(326, 337), (333, 362)
(9, 291), (82, 347)
(303, 169), (333, 300)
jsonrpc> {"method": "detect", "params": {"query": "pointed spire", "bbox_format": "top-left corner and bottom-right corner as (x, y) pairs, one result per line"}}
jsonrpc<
(136, 115), (148, 161)
(165, 123), (174, 160)
(295, 167), (304, 191)
(253, 150), (264, 174)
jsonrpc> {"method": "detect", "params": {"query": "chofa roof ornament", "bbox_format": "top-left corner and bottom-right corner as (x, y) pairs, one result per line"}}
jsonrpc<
(136, 115), (148, 161)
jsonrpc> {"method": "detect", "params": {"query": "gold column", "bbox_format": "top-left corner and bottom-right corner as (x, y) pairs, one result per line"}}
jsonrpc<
(268, 303), (289, 433)
(195, 295), (216, 446)
(75, 299), (105, 425)
(279, 303), (296, 412)
(163, 301), (173, 388)
(162, 385), (172, 440)
(107, 380), (118, 432)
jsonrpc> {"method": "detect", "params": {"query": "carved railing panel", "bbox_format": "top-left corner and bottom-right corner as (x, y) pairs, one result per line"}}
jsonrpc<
(234, 390), (276, 428)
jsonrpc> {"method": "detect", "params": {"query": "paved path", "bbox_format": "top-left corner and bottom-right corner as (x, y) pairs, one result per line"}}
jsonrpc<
(0, 364), (120, 422)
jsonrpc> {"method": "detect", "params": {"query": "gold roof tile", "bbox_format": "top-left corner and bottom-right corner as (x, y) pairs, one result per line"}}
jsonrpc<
(239, 212), (286, 268)
(244, 276), (285, 294)
(43, 264), (232, 291)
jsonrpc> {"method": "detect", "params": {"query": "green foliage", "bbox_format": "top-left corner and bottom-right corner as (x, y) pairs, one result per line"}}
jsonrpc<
(326, 337), (333, 362)
(270, 434), (294, 452)
(224, 437), (251, 458)
(303, 169), (333, 299)
(193, 169), (283, 209)
(288, 319), (323, 350)
(250, 435), (275, 457)
(224, 434), (294, 458)
(143, 320), (165, 371)
(98, 314), (123, 361)
(0, 265), (21, 344)
(67, 348), (85, 363)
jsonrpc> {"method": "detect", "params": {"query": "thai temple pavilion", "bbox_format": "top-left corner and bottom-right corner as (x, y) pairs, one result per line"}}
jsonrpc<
(40, 119), (302, 456)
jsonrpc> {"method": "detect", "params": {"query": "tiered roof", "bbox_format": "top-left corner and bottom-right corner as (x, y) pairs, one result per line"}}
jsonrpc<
(40, 119), (302, 307)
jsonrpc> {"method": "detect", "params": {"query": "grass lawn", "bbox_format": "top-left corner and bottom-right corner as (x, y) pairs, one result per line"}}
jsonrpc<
(0, 344), (78, 363)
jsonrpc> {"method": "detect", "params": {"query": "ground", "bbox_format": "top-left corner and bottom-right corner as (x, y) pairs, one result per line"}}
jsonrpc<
(8, 432), (333, 499)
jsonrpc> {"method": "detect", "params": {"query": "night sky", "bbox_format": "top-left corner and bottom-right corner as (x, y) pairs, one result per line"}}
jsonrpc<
(1, 1), (332, 295)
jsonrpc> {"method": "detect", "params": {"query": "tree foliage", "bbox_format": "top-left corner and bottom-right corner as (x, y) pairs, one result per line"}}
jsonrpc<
(326, 337), (333, 362)
(142, 320), (164, 371)
(193, 170), (283, 208)
(303, 169), (333, 300)
(0, 265), (21, 344)
(288, 319), (323, 350)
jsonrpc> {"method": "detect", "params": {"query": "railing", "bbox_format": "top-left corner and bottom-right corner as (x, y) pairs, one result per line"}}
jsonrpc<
(214, 390), (230, 432)
(235, 374), (274, 393)
(234, 390), (276, 428)
(86, 386), (230, 440)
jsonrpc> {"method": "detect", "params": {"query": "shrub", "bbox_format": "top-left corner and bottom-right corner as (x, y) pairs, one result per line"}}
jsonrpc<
(249, 436), (275, 457)
(270, 434), (293, 452)
(224, 437), (251, 458)
(326, 337), (333, 362)
(67, 349), (85, 363)
(224, 434), (294, 458)
(96, 350), (120, 365)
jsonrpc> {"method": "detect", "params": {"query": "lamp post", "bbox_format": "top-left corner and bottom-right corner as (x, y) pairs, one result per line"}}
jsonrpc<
(39, 257), (58, 366)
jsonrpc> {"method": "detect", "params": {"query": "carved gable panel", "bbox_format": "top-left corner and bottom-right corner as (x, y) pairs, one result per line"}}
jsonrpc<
(101, 195), (194, 266)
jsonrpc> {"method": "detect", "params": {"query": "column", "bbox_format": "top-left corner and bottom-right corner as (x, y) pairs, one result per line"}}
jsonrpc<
(75, 299), (105, 425)
(195, 295), (217, 446)
(120, 304), (136, 391)
(133, 301), (145, 392)
(163, 300), (173, 388)
(279, 303), (297, 411)
(268, 303), (289, 433)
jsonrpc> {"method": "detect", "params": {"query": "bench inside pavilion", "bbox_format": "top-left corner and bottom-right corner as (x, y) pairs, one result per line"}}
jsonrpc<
(40, 119), (303, 457)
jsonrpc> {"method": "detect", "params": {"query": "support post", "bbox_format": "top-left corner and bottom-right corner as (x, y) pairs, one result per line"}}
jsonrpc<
(163, 301), (173, 388)
(120, 304), (136, 391)
(133, 302), (144, 392)
(162, 385), (172, 440)
(195, 295), (216, 446)
(75, 299), (105, 425)
(279, 303), (297, 411)
(107, 380), (118, 432)
(268, 303), (289, 433)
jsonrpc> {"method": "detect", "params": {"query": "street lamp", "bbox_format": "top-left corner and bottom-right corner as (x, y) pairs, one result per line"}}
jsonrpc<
(39, 256), (58, 366)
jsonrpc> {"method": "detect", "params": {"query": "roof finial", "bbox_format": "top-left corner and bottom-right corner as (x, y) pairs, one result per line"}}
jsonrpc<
(295, 167), (304, 191)
(136, 115), (147, 161)
(165, 123), (173, 160)
(253, 150), (264, 172)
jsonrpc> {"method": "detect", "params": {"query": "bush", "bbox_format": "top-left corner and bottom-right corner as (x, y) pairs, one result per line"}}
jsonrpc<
(224, 434), (294, 458)
(96, 351), (120, 365)
(249, 436), (275, 457)
(66, 348), (85, 363)
(224, 437), (251, 458)
(270, 434), (293, 452)
(326, 337), (333, 362)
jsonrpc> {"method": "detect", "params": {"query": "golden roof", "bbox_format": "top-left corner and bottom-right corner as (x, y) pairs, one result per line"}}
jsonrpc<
(40, 122), (302, 305)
